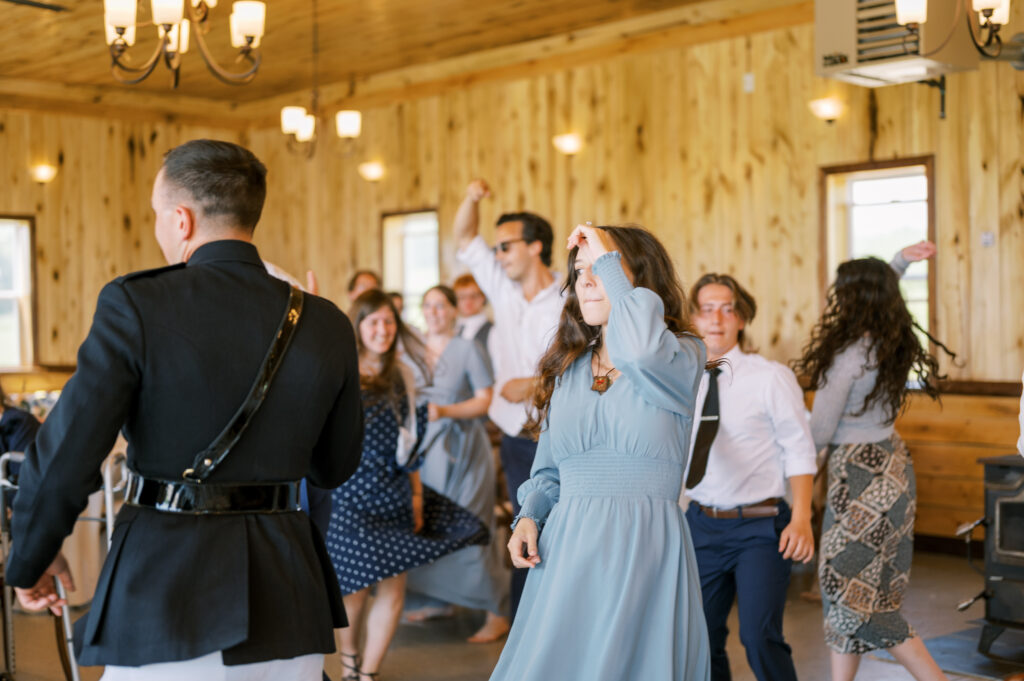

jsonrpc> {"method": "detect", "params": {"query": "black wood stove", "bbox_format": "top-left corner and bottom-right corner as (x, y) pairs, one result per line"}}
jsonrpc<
(959, 455), (1024, 655)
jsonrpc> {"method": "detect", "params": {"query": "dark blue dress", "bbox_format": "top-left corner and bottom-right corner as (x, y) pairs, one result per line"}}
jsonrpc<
(326, 383), (489, 594)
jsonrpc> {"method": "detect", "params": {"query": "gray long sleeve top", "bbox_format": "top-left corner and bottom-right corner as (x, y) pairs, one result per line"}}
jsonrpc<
(809, 252), (911, 450)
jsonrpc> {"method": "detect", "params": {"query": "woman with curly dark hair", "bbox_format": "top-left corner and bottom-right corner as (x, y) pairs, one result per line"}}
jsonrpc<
(489, 223), (710, 681)
(794, 241), (954, 681)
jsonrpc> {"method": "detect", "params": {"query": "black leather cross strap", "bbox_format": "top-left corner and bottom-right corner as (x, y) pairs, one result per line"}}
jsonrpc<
(183, 285), (305, 482)
(125, 470), (300, 514)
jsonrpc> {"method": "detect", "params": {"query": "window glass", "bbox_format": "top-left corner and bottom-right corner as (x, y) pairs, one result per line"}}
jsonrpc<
(382, 211), (439, 331)
(0, 218), (33, 369)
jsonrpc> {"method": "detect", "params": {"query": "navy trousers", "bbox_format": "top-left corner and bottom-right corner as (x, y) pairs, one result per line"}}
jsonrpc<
(685, 502), (798, 681)
(500, 433), (538, 622)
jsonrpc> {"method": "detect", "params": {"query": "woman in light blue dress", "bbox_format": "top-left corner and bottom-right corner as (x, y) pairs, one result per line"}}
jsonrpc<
(490, 223), (711, 681)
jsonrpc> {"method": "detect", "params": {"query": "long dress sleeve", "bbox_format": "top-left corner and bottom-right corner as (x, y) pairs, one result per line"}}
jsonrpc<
(809, 350), (859, 450)
(595, 252), (705, 416)
(513, 427), (559, 530)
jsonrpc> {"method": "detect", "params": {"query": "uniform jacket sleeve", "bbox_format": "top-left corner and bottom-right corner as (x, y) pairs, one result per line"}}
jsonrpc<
(6, 281), (143, 588)
(307, 312), (364, 488)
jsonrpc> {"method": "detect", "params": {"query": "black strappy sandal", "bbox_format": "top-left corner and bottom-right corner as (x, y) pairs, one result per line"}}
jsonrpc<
(339, 652), (361, 681)
(359, 673), (380, 681)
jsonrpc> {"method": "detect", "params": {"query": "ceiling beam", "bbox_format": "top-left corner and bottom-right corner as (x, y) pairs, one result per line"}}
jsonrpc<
(247, 0), (812, 126)
(0, 77), (253, 128)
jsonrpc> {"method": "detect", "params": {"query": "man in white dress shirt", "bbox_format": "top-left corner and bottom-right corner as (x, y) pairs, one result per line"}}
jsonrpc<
(682, 273), (816, 681)
(453, 179), (564, 621)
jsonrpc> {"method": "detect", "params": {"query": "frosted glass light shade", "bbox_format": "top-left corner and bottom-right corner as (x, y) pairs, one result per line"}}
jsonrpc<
(358, 161), (385, 182)
(151, 0), (184, 25)
(281, 106), (307, 134)
(104, 0), (137, 27)
(159, 20), (189, 53)
(335, 110), (362, 138)
(232, 1), (265, 39)
(894, 0), (927, 24)
(990, 0), (1011, 24)
(105, 17), (137, 45)
(230, 10), (263, 47)
(295, 114), (316, 142)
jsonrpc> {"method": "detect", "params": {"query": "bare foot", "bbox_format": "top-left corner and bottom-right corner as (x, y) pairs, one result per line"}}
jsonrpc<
(403, 605), (455, 623)
(467, 613), (510, 643)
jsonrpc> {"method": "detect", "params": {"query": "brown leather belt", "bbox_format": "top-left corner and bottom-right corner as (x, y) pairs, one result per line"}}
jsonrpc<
(695, 497), (782, 519)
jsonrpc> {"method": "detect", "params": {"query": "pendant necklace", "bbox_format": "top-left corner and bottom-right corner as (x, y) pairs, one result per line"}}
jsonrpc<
(590, 349), (616, 394)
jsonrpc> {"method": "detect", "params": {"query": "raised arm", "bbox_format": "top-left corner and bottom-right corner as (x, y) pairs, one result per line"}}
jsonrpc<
(595, 252), (705, 415)
(891, 239), (935, 277)
(453, 180), (490, 252)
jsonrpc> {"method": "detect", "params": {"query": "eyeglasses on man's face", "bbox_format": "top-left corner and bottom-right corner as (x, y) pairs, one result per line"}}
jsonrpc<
(492, 238), (526, 254)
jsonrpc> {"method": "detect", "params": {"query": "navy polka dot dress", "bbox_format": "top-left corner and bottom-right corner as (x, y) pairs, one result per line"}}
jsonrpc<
(326, 385), (489, 594)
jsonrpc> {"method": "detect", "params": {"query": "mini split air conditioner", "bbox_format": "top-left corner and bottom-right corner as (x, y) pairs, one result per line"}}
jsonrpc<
(815, 0), (979, 86)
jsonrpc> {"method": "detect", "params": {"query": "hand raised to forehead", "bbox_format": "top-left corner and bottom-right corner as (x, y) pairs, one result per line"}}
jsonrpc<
(900, 240), (936, 263)
(567, 222), (616, 261)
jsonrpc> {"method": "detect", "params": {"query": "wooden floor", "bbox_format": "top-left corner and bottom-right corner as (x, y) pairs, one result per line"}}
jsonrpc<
(8, 552), (989, 681)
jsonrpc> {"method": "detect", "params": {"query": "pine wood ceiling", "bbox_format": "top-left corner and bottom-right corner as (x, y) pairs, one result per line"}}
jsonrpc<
(1, 0), (709, 102)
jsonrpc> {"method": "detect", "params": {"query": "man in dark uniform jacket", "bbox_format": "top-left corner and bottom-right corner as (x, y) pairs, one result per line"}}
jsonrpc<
(5, 140), (363, 678)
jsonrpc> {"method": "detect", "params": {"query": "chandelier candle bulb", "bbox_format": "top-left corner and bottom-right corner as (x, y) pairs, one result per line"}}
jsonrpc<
(104, 0), (137, 27)
(151, 0), (184, 26)
(295, 114), (316, 142)
(105, 17), (136, 45)
(232, 1), (266, 39)
(990, 0), (1010, 24)
(894, 0), (927, 24)
(281, 106), (307, 135)
(335, 111), (362, 138)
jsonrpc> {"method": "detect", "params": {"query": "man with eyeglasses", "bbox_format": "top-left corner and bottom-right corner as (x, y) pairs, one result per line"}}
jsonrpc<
(681, 273), (816, 681)
(453, 179), (563, 622)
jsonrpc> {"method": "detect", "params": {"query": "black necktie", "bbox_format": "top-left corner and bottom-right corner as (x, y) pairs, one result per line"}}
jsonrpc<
(685, 367), (721, 490)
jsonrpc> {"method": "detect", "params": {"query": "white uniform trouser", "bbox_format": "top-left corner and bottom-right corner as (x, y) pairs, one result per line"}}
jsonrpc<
(100, 652), (324, 681)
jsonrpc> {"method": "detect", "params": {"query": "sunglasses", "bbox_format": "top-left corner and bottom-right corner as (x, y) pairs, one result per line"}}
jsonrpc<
(492, 238), (526, 254)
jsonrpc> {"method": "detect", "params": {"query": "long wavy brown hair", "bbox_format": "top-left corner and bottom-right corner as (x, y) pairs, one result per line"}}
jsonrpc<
(524, 224), (697, 437)
(349, 289), (431, 403)
(792, 256), (956, 423)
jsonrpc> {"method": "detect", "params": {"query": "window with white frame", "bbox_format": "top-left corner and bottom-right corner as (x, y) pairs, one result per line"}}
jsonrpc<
(381, 211), (440, 331)
(0, 217), (35, 369)
(823, 161), (932, 341)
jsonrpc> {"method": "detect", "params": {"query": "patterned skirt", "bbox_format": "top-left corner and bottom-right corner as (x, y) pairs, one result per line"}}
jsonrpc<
(818, 433), (917, 654)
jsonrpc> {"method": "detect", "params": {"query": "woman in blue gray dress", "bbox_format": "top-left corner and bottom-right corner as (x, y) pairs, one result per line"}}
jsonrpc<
(794, 241), (955, 681)
(490, 223), (711, 681)
(405, 285), (511, 643)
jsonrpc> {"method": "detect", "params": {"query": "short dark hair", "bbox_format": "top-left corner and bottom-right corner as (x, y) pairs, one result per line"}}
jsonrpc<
(161, 139), (267, 232)
(347, 270), (381, 293)
(497, 212), (554, 267)
(689, 273), (758, 348)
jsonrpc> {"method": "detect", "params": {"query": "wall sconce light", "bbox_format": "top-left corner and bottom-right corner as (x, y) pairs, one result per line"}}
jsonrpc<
(30, 164), (58, 184)
(552, 133), (583, 155)
(808, 97), (844, 123)
(357, 161), (385, 182)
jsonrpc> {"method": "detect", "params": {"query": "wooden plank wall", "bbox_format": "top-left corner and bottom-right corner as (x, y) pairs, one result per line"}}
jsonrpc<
(0, 111), (242, 367)
(246, 20), (1024, 383)
(0, 8), (1020, 539)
